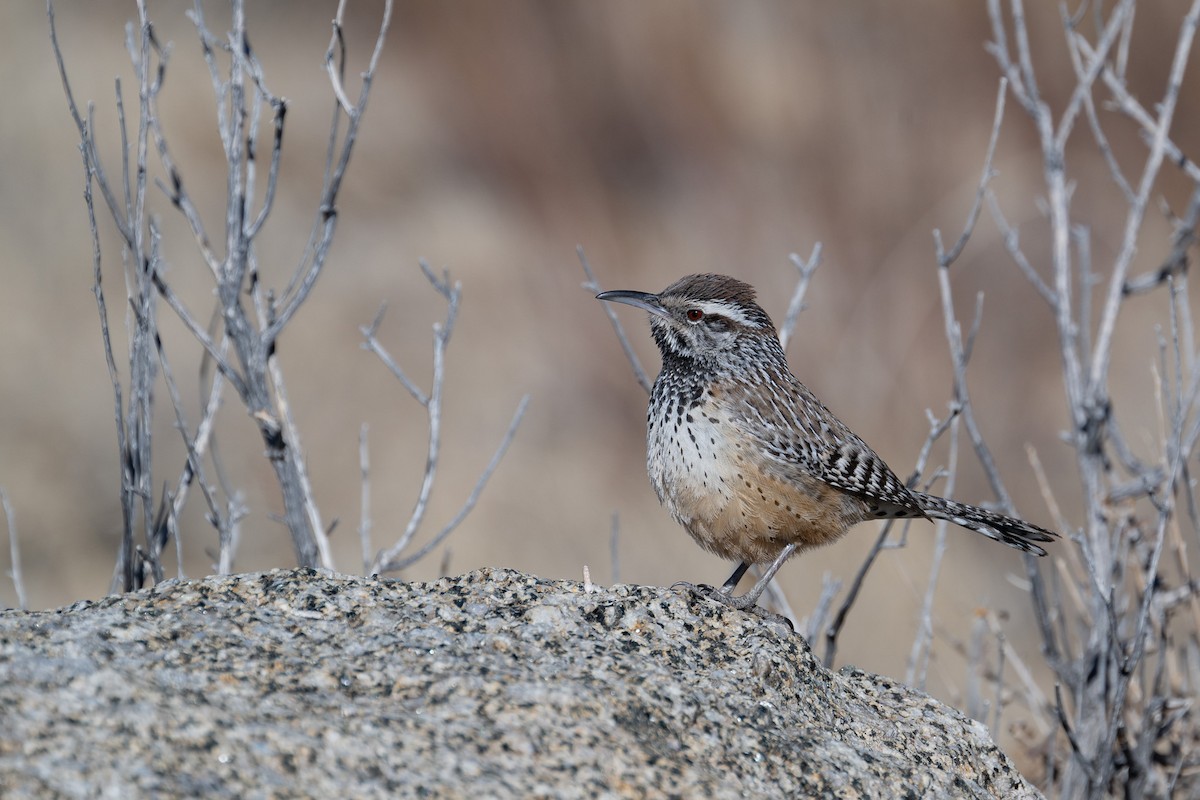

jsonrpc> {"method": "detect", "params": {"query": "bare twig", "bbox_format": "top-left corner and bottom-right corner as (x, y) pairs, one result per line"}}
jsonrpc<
(610, 512), (621, 584)
(376, 395), (530, 574)
(1062, 10), (1135, 204)
(76, 126), (135, 591)
(154, 323), (229, 580)
(267, 350), (333, 569)
(823, 405), (958, 668)
(778, 244), (823, 352)
(1, 489), (26, 611)
(803, 573), (842, 645)
(901, 267), (987, 691)
(983, 190), (1057, 306)
(267, 0), (394, 340)
(366, 266), (529, 575)
(579, 247), (653, 394)
(52, 0), (164, 591)
(323, 5), (356, 115)
(360, 304), (428, 405)
(990, 623), (1008, 737)
(823, 522), (894, 668)
(965, 613), (991, 722)
(1055, 682), (1097, 774)
(906, 431), (958, 689)
(48, 1), (132, 245)
(1123, 185), (1200, 297)
(52, 0), (395, 579)
(977, 3), (1200, 794)
(1074, 34), (1200, 186)
(359, 424), (372, 574)
(372, 266), (460, 566)
(934, 78), (1008, 269)
(1052, 0), (1135, 156)
(1088, 0), (1200, 399)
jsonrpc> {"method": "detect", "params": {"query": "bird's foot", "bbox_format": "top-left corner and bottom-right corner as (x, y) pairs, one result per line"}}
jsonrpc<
(670, 580), (794, 632)
(670, 580), (718, 599)
(670, 581), (760, 611)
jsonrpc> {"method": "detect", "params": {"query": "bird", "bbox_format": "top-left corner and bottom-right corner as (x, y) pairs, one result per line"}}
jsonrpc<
(596, 273), (1056, 611)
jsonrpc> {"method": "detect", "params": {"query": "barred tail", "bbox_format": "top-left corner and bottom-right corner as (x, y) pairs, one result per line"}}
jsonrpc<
(914, 493), (1057, 557)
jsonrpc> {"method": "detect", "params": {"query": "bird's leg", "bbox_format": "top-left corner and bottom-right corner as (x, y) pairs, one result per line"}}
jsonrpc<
(724, 543), (796, 609)
(719, 561), (751, 594)
(677, 543), (798, 611)
(670, 561), (750, 599)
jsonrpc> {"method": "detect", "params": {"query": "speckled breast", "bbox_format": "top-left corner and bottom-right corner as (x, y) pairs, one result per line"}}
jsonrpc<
(646, 377), (863, 565)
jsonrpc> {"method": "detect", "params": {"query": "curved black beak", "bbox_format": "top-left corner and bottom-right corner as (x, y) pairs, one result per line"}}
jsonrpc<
(595, 289), (672, 320)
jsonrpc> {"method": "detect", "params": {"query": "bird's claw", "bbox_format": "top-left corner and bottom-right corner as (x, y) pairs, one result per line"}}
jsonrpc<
(672, 581), (758, 609)
(670, 579), (793, 631)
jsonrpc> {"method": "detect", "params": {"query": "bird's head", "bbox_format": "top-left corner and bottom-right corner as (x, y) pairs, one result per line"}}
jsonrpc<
(597, 273), (779, 366)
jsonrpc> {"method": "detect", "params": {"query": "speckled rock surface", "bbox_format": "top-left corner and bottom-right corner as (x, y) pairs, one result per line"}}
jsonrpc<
(0, 568), (1040, 799)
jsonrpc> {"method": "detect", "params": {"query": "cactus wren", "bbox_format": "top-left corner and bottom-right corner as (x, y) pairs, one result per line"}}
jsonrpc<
(597, 273), (1056, 611)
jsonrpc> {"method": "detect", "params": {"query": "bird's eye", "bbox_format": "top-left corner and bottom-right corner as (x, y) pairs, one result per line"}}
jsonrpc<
(686, 309), (704, 322)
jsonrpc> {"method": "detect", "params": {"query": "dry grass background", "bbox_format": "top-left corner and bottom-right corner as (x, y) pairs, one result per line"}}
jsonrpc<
(2, 0), (1197, 776)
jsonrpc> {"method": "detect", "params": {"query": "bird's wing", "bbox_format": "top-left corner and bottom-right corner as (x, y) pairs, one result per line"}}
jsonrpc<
(727, 369), (925, 519)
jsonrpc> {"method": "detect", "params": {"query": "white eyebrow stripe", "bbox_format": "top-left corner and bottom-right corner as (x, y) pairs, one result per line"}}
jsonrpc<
(697, 300), (764, 328)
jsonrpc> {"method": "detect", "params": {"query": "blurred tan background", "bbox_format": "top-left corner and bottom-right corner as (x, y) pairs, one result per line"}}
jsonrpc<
(2, 0), (1197, 752)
